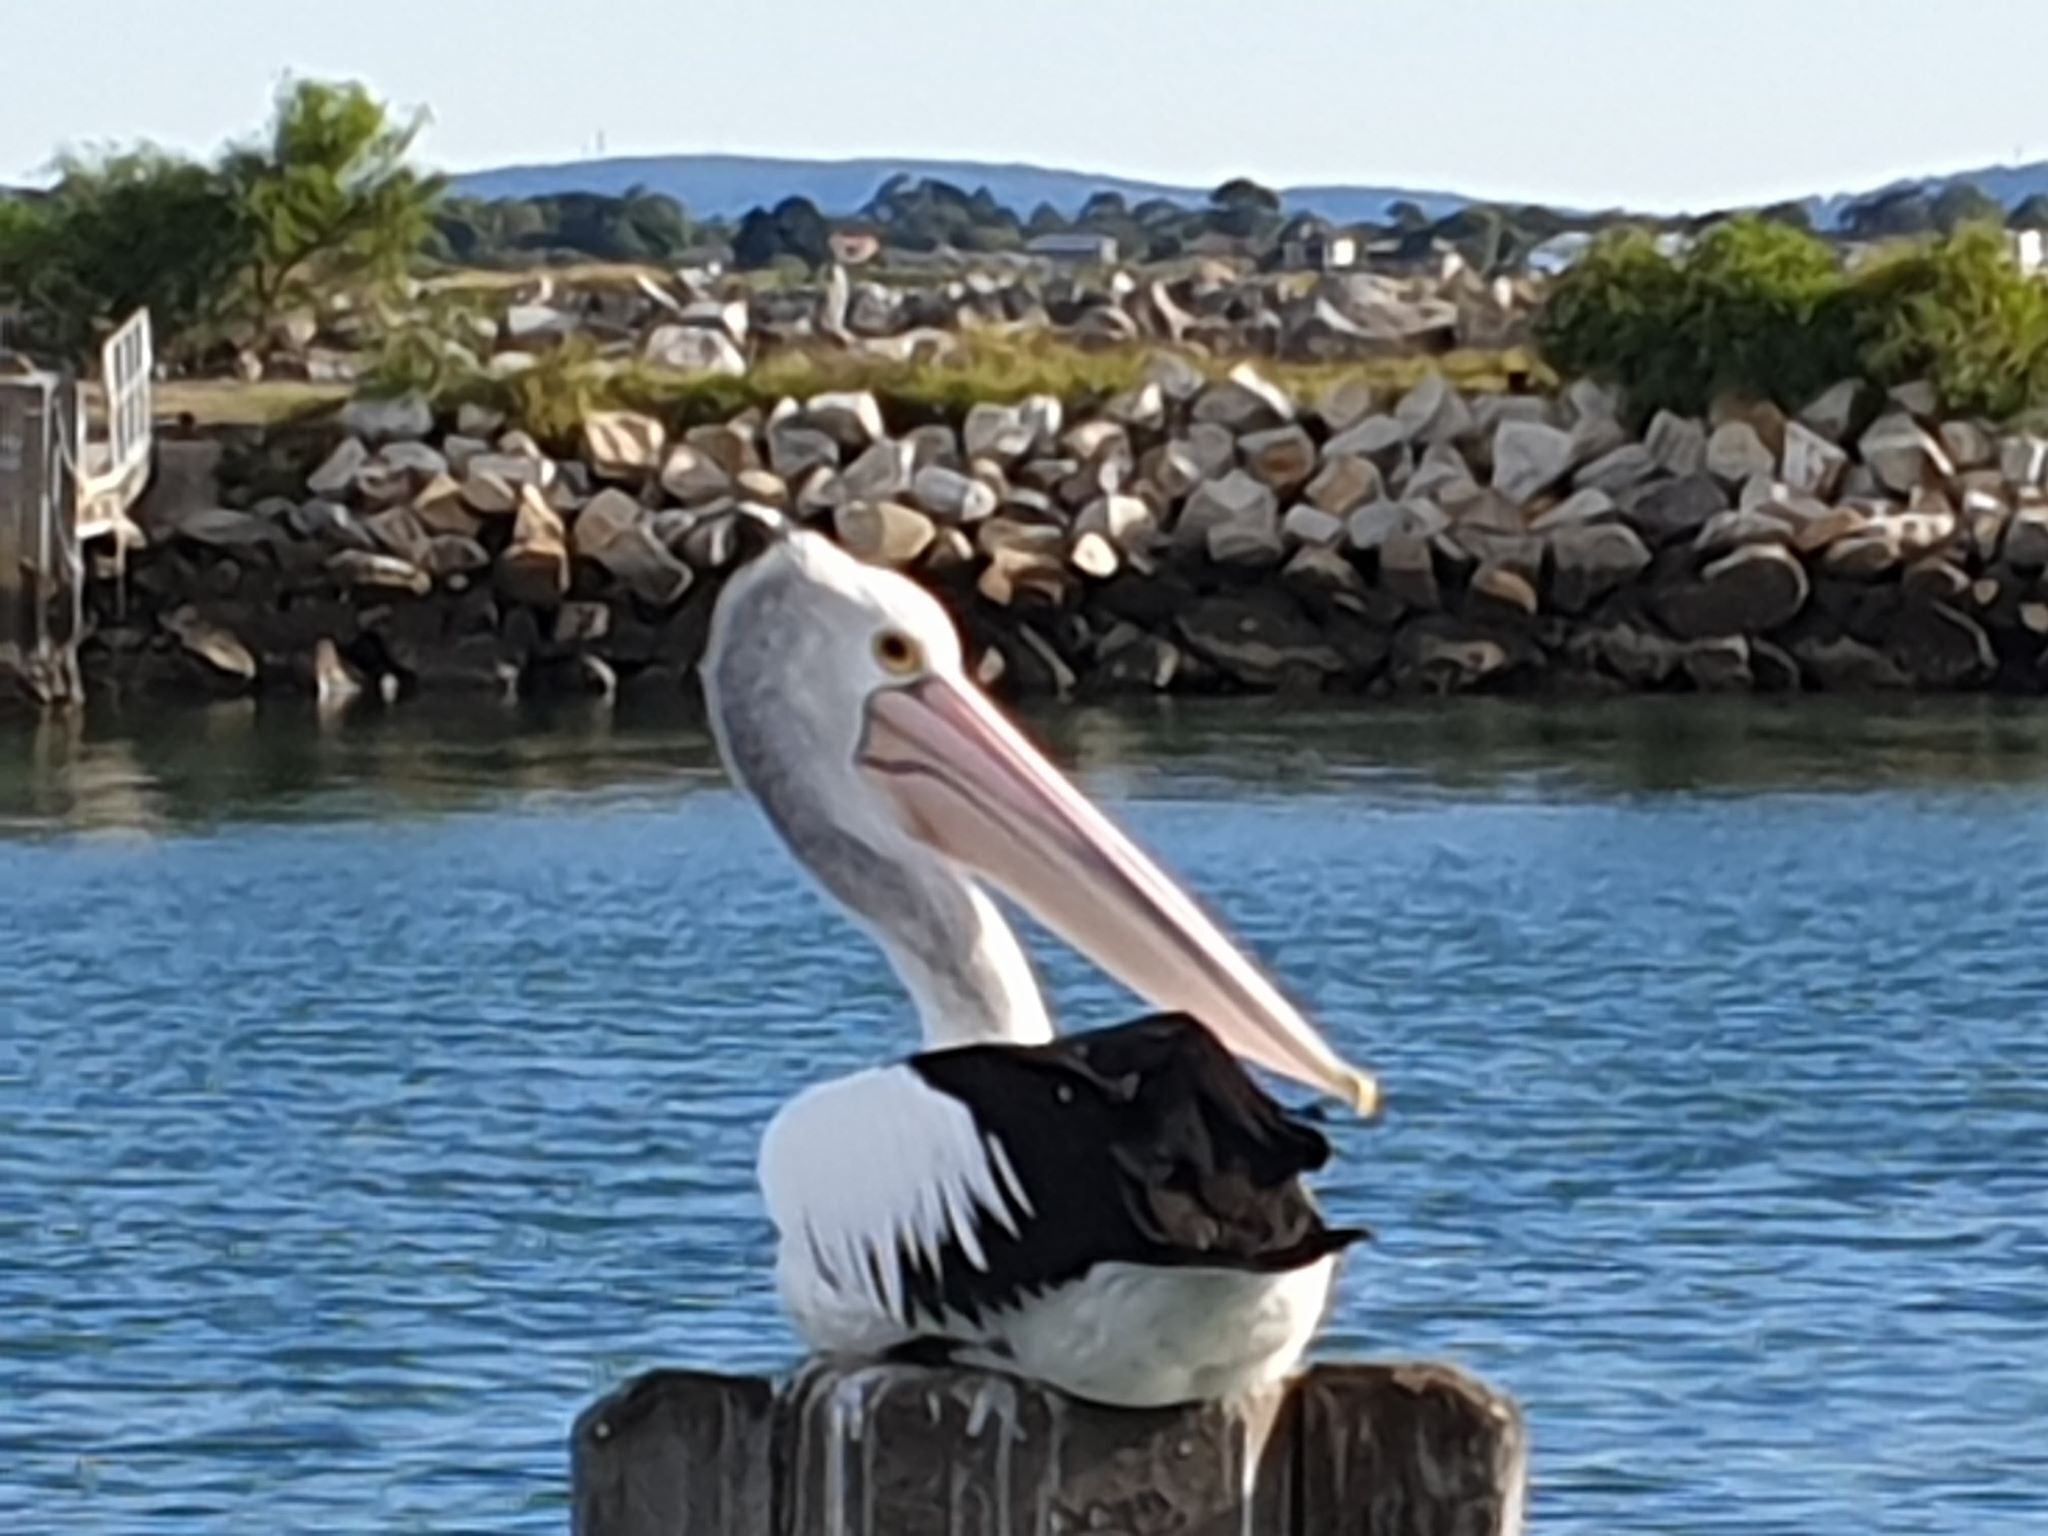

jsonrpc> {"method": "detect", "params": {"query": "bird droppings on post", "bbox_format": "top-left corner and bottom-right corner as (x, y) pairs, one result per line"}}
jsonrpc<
(571, 1360), (1526, 1536)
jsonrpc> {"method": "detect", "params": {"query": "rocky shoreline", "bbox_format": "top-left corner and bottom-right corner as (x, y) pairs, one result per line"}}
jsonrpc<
(91, 356), (2048, 705)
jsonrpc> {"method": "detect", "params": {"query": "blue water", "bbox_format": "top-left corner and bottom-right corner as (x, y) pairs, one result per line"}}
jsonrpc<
(3, 697), (2046, 1534)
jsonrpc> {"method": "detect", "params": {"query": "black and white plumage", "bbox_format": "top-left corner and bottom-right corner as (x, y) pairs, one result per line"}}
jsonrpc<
(705, 525), (1379, 1407)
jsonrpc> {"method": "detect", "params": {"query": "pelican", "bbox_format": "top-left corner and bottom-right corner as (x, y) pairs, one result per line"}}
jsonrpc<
(703, 525), (1379, 1408)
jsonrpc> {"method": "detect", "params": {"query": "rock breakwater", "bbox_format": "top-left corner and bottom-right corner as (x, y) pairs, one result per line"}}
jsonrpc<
(95, 359), (2048, 703)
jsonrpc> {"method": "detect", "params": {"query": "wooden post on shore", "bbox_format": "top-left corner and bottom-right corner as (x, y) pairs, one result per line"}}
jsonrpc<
(572, 1360), (1526, 1536)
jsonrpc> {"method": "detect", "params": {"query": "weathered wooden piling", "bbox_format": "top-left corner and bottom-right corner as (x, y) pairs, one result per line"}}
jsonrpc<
(572, 1361), (1526, 1536)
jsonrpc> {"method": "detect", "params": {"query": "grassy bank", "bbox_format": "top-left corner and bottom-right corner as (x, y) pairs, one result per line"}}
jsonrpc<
(423, 334), (1550, 449)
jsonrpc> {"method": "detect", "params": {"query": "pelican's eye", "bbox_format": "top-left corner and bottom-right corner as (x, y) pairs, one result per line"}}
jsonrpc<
(874, 630), (923, 676)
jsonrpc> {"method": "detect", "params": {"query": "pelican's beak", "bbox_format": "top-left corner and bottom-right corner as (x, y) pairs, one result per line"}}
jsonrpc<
(859, 673), (1379, 1116)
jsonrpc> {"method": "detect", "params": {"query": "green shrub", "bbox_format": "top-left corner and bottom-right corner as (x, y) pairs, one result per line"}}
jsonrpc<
(1852, 224), (2048, 419)
(1536, 216), (2048, 421)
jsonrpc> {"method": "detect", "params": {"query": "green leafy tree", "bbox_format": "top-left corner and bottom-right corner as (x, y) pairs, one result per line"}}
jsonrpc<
(0, 152), (247, 362)
(731, 205), (783, 269)
(1842, 187), (1935, 239)
(1207, 177), (1284, 241)
(222, 78), (442, 341)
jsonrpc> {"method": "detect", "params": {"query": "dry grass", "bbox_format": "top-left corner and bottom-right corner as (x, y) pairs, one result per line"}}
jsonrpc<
(152, 378), (351, 428)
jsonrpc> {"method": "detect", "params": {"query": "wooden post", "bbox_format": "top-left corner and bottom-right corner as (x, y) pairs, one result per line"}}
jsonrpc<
(572, 1361), (1526, 1536)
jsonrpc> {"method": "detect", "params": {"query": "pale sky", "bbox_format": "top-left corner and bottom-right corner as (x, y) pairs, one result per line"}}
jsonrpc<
(5, 0), (2047, 211)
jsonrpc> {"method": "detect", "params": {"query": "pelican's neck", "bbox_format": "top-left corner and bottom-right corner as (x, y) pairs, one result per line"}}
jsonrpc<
(755, 776), (1053, 1048)
(869, 857), (1053, 1050)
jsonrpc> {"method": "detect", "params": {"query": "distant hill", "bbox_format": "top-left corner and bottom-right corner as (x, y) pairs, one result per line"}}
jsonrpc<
(1805, 161), (2048, 228)
(448, 153), (1471, 224)
(449, 151), (2048, 234)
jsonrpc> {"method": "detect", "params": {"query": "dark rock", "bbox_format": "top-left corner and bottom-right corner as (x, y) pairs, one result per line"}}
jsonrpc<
(1886, 603), (1995, 688)
(1750, 638), (1804, 692)
(1090, 626), (1181, 693)
(422, 535), (491, 584)
(1174, 591), (1345, 688)
(1390, 617), (1515, 694)
(1547, 523), (1652, 615)
(1789, 633), (1911, 690)
(1656, 544), (1809, 638)
(1568, 623), (1681, 687)
(1899, 556), (1971, 609)
(1621, 473), (1728, 546)
(1681, 635), (1753, 692)
(327, 550), (432, 597)
(1810, 578), (1904, 647)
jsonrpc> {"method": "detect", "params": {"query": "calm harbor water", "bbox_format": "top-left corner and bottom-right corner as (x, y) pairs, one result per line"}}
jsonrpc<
(2, 695), (2046, 1535)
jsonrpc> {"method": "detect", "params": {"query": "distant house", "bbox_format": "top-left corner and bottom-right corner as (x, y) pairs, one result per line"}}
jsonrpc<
(1025, 232), (1119, 265)
(1276, 215), (1360, 272)
(1525, 231), (1593, 276)
(2013, 228), (2045, 277)
(829, 231), (881, 266)
(1364, 232), (1468, 282)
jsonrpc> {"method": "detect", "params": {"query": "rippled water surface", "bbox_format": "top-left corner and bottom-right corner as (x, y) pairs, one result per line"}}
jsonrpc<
(3, 696), (2047, 1534)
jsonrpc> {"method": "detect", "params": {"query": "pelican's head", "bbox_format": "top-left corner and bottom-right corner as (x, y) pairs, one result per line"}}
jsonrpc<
(703, 525), (1379, 1115)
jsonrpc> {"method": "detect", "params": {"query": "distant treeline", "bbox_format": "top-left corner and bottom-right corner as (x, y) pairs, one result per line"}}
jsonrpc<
(432, 172), (2048, 275)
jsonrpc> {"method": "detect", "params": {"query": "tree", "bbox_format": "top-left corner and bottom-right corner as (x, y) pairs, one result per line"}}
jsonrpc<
(222, 78), (442, 341)
(731, 197), (832, 270)
(770, 196), (832, 269)
(0, 152), (247, 363)
(1757, 200), (1814, 231)
(1841, 187), (1934, 239)
(1210, 177), (1280, 214)
(1207, 178), (1284, 241)
(731, 205), (782, 269)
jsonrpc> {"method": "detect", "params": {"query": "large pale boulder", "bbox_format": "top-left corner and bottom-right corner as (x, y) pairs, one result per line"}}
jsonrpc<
(1394, 372), (1473, 444)
(1348, 497), (1448, 551)
(583, 411), (667, 483)
(805, 391), (887, 450)
(1779, 421), (1849, 498)
(1705, 421), (1775, 486)
(1304, 455), (1382, 516)
(1239, 425), (1318, 493)
(963, 402), (1039, 464)
(911, 464), (1000, 523)
(659, 444), (734, 506)
(1075, 494), (1157, 549)
(497, 486), (571, 605)
(307, 438), (371, 498)
(767, 423), (841, 481)
(1645, 411), (1707, 477)
(1177, 470), (1277, 551)
(1859, 413), (1954, 494)
(835, 501), (936, 567)
(1191, 364), (1295, 432)
(1490, 420), (1574, 504)
(644, 324), (745, 375)
(340, 393), (434, 444)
